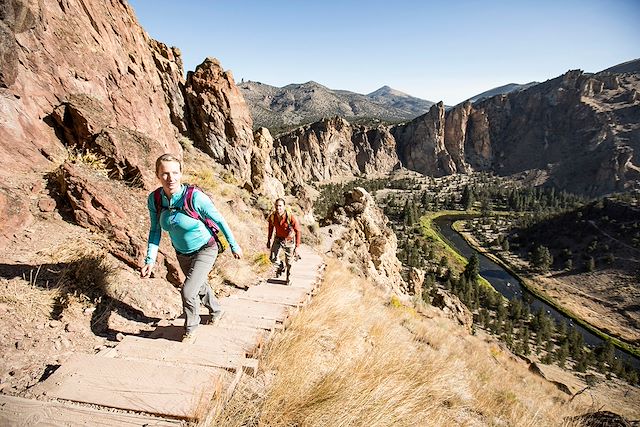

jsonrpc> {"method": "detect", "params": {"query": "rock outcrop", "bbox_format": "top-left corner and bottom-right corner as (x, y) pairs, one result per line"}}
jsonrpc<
(430, 288), (473, 332)
(249, 127), (285, 199)
(328, 187), (405, 295)
(149, 39), (187, 134)
(393, 102), (456, 176)
(272, 117), (400, 190)
(184, 57), (254, 185)
(408, 267), (426, 300)
(56, 161), (182, 285)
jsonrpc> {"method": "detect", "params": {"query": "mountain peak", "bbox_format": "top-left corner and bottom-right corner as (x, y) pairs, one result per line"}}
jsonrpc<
(368, 85), (409, 98)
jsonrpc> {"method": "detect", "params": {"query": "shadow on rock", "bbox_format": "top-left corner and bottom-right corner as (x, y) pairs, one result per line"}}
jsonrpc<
(0, 255), (159, 340)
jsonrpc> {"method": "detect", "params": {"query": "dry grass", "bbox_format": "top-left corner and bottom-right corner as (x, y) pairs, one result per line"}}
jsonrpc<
(67, 149), (109, 176)
(208, 259), (587, 426)
(185, 168), (219, 192)
(0, 238), (117, 324)
(0, 277), (57, 322)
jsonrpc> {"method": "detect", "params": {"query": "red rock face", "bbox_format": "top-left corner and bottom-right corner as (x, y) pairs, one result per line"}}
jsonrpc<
(393, 102), (456, 177)
(0, 0), (185, 245)
(1, 0), (183, 173)
(184, 58), (254, 184)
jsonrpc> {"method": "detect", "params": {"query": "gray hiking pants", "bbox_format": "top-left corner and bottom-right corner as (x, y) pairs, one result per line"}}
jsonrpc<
(270, 236), (295, 275)
(176, 245), (221, 334)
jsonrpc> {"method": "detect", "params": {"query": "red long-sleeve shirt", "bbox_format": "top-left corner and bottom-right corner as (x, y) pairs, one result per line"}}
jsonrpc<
(268, 211), (301, 247)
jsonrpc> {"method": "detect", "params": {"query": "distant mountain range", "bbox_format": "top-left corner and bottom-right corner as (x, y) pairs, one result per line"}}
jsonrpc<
(239, 59), (640, 135)
(238, 81), (435, 134)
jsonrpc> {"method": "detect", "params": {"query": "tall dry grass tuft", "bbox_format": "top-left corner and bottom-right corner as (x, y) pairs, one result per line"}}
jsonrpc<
(0, 239), (116, 322)
(210, 259), (585, 426)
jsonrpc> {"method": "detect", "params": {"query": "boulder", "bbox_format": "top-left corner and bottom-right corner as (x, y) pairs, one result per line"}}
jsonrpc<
(528, 361), (586, 395)
(430, 288), (473, 332)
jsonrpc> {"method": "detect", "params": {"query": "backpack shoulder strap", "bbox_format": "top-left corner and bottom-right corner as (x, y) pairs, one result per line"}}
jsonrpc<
(153, 187), (164, 218)
(182, 184), (200, 220)
(285, 207), (295, 227)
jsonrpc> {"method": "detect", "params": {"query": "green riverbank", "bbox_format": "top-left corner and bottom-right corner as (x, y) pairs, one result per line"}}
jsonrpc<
(422, 210), (640, 359)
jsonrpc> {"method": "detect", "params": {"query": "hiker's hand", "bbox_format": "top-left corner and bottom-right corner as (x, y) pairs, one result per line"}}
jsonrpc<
(266, 240), (271, 249)
(232, 248), (243, 259)
(293, 247), (298, 258)
(140, 263), (154, 278)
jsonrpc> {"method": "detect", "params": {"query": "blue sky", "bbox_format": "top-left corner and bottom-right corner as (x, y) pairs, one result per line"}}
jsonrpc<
(128, 0), (639, 105)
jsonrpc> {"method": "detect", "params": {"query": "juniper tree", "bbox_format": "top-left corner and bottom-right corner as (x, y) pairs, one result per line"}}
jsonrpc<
(463, 253), (480, 281)
(531, 245), (553, 272)
(461, 185), (474, 210)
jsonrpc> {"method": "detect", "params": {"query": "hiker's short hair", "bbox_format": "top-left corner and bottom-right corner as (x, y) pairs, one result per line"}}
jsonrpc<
(275, 198), (285, 206)
(155, 153), (182, 174)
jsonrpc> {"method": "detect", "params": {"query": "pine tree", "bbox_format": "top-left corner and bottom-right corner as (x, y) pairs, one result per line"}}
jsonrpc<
(464, 254), (480, 281)
(461, 185), (474, 210)
(556, 342), (569, 368)
(531, 245), (553, 272)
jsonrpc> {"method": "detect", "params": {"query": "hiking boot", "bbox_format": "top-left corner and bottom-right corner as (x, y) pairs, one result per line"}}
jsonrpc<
(275, 262), (284, 277)
(181, 332), (196, 344)
(210, 309), (225, 325)
(286, 272), (291, 286)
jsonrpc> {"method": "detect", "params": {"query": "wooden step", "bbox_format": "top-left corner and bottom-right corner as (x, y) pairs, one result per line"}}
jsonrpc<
(148, 320), (263, 350)
(0, 394), (182, 427)
(219, 298), (290, 321)
(34, 353), (223, 420)
(151, 316), (275, 339)
(216, 312), (279, 330)
(112, 336), (252, 372)
(244, 283), (311, 305)
(0, 395), (183, 427)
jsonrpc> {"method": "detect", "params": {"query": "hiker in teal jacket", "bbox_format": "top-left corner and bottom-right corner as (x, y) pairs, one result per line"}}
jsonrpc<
(141, 153), (243, 342)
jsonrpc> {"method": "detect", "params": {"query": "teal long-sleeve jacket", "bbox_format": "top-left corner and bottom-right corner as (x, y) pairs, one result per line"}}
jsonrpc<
(144, 185), (240, 265)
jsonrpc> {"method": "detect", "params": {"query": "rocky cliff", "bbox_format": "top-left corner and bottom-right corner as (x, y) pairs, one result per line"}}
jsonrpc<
(270, 117), (400, 190)
(184, 57), (254, 184)
(0, 0), (186, 247)
(0, 0), (261, 249)
(393, 69), (640, 195)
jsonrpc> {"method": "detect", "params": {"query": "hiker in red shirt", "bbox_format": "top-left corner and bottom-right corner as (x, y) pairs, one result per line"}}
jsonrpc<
(266, 198), (301, 285)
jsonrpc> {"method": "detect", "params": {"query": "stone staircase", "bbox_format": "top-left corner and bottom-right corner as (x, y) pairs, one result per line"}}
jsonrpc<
(0, 245), (324, 426)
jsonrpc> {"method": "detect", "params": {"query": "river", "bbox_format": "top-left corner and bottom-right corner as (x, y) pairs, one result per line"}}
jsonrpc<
(433, 217), (639, 368)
